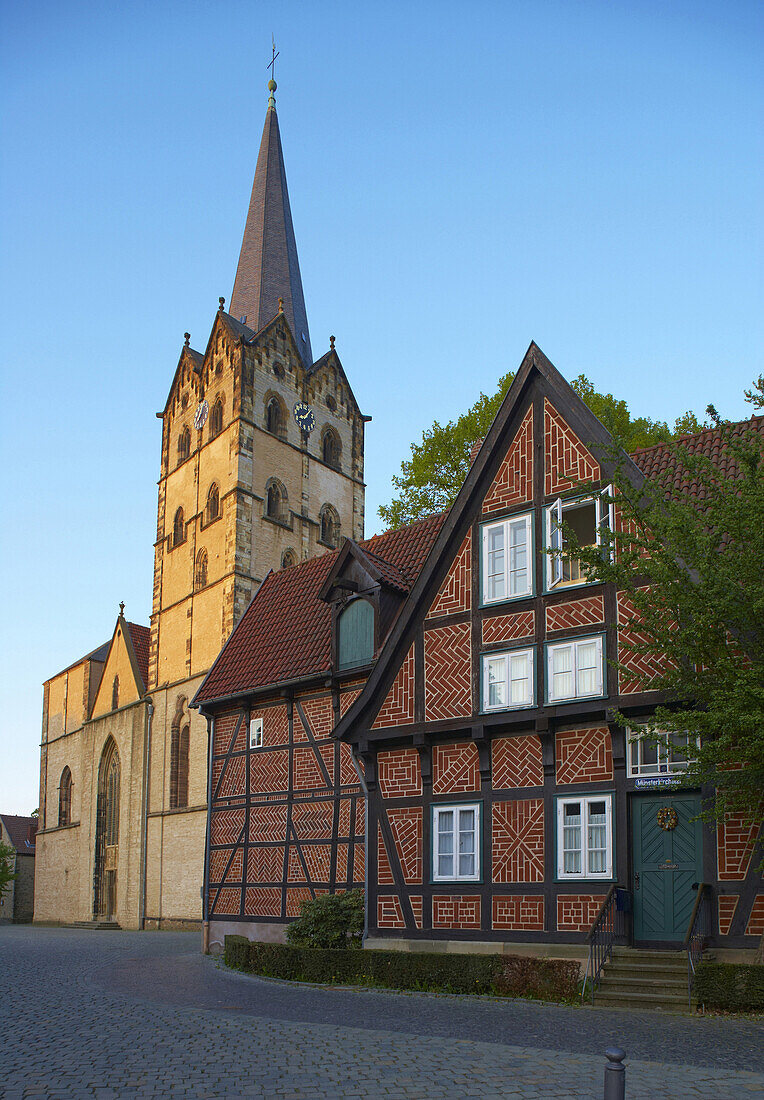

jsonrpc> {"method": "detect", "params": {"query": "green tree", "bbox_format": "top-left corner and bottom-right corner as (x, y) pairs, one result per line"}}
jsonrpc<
(379, 372), (703, 529)
(0, 840), (17, 902)
(286, 889), (365, 949)
(568, 383), (764, 844)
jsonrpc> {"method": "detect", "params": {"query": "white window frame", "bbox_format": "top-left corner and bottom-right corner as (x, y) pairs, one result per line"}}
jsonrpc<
(431, 802), (481, 883)
(626, 727), (700, 778)
(249, 716), (263, 749)
(546, 487), (614, 590)
(482, 647), (535, 711)
(546, 635), (605, 703)
(481, 512), (533, 605)
(556, 794), (614, 880)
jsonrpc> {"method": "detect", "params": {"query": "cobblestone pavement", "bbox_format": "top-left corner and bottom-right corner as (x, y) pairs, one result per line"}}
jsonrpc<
(2, 926), (762, 1099)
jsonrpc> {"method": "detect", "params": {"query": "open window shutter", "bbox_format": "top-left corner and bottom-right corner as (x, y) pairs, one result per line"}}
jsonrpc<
(596, 486), (615, 562)
(549, 499), (563, 587)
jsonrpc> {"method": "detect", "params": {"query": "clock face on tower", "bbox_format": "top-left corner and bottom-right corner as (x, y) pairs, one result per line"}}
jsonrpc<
(193, 399), (209, 430)
(292, 401), (316, 433)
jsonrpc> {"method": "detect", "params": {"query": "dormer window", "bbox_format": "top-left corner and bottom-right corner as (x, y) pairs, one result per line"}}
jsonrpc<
(338, 598), (374, 670)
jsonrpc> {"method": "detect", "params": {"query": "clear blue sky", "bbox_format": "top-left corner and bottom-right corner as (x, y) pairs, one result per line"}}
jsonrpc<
(1, 0), (761, 815)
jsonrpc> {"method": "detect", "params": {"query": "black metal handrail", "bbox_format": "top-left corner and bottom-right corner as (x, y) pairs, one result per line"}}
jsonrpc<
(581, 885), (629, 1004)
(684, 882), (711, 1010)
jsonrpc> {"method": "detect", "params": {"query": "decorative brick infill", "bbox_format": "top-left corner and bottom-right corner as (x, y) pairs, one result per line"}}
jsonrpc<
(492, 735), (543, 789)
(718, 895), (739, 936)
(424, 622), (472, 721)
(482, 610), (535, 646)
(492, 800), (545, 883)
(378, 748), (422, 798)
(544, 398), (600, 496)
(545, 595), (605, 634)
(746, 895), (764, 936)
(432, 894), (481, 929)
(427, 535), (471, 619)
(387, 807), (423, 883)
(717, 814), (761, 879)
(616, 588), (670, 693)
(557, 894), (606, 932)
(483, 405), (534, 513)
(555, 726), (613, 785)
(492, 895), (544, 930)
(372, 644), (415, 728)
(377, 894), (405, 928)
(432, 742), (480, 795)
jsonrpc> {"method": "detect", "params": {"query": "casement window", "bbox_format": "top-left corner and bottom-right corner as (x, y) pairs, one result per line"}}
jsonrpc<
(557, 794), (613, 879)
(432, 803), (481, 882)
(546, 489), (614, 589)
(546, 635), (605, 703)
(249, 717), (263, 750)
(482, 647), (535, 711)
(627, 728), (699, 778)
(481, 513), (533, 604)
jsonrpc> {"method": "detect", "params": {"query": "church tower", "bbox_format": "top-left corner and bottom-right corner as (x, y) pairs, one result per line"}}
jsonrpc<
(143, 79), (367, 926)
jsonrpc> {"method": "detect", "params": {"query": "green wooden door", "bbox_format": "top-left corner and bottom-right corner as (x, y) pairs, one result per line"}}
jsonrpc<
(632, 793), (703, 941)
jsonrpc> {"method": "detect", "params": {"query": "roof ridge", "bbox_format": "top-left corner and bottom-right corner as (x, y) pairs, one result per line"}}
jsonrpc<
(629, 414), (764, 457)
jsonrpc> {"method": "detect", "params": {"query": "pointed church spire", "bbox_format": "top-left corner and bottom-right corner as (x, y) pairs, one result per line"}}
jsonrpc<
(230, 77), (313, 365)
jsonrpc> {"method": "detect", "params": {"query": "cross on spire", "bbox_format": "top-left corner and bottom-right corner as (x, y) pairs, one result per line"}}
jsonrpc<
(267, 36), (279, 81)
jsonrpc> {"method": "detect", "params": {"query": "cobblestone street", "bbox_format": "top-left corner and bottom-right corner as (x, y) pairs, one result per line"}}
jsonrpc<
(1, 926), (762, 1099)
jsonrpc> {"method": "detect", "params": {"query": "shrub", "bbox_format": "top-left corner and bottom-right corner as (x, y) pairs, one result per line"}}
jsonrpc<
(693, 962), (764, 1012)
(222, 937), (579, 1002)
(285, 889), (364, 949)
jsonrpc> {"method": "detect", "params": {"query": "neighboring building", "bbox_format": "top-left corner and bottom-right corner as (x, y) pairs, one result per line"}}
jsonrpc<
(196, 344), (764, 960)
(0, 814), (38, 922)
(34, 79), (365, 930)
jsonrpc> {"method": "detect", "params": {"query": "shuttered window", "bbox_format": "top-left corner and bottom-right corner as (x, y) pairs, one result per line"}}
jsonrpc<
(338, 599), (374, 670)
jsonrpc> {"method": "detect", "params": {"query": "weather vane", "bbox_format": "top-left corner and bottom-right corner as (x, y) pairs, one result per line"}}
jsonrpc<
(268, 35), (279, 81)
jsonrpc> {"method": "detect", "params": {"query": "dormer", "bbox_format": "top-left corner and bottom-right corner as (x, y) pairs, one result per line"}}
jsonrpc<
(319, 539), (411, 675)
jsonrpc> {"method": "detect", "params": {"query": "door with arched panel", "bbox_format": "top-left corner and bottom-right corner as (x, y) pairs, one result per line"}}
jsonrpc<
(94, 738), (121, 920)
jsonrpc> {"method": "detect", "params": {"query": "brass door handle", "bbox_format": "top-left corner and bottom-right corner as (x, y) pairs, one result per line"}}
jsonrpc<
(634, 872), (640, 890)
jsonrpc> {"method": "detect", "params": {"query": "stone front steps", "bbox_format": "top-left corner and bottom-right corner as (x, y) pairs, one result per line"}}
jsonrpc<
(68, 920), (122, 930)
(593, 947), (690, 1011)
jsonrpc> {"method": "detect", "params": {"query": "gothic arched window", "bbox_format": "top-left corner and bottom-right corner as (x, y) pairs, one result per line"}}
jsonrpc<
(195, 548), (208, 590)
(170, 723), (190, 809)
(281, 548), (297, 569)
(266, 396), (283, 436)
(266, 480), (288, 523)
(111, 676), (119, 712)
(338, 599), (374, 670)
(58, 767), (72, 827)
(322, 428), (341, 470)
(319, 504), (340, 548)
(206, 484), (220, 524)
(172, 507), (185, 548)
(177, 427), (190, 464)
(209, 399), (223, 439)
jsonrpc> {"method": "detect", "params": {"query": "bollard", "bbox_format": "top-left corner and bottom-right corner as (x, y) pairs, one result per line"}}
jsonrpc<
(603, 1047), (626, 1100)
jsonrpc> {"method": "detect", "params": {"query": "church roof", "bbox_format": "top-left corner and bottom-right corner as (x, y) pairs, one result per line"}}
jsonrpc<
(0, 814), (37, 855)
(125, 621), (151, 690)
(194, 513), (445, 706)
(229, 85), (313, 366)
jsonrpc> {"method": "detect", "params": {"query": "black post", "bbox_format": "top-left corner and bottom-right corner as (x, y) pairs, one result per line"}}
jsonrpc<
(603, 1047), (626, 1100)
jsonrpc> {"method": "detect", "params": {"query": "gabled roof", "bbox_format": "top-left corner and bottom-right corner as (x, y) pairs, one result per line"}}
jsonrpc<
(0, 814), (37, 854)
(194, 514), (445, 707)
(230, 89), (313, 366)
(630, 416), (764, 503)
(45, 639), (110, 685)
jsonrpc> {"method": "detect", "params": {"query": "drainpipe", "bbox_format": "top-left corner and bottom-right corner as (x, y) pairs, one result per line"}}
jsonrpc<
(201, 713), (214, 954)
(349, 746), (369, 947)
(139, 699), (154, 930)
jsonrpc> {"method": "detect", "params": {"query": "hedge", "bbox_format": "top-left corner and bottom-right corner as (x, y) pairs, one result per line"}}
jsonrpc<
(224, 936), (580, 1002)
(693, 962), (764, 1012)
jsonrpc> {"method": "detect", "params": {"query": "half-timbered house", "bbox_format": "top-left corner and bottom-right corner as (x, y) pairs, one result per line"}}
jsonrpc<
(196, 343), (763, 964)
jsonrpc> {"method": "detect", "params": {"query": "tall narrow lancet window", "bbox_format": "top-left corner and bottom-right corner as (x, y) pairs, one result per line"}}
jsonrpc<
(58, 767), (72, 827)
(338, 599), (374, 670)
(195, 548), (208, 590)
(206, 483), (220, 523)
(322, 428), (341, 470)
(177, 427), (190, 464)
(319, 504), (340, 548)
(266, 397), (283, 436)
(170, 724), (190, 809)
(266, 480), (288, 523)
(209, 399), (223, 439)
(173, 508), (185, 548)
(111, 676), (119, 712)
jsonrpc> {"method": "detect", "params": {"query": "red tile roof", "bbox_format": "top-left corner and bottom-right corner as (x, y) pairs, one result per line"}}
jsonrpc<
(630, 417), (764, 502)
(196, 513), (446, 705)
(125, 622), (151, 689)
(0, 814), (37, 854)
